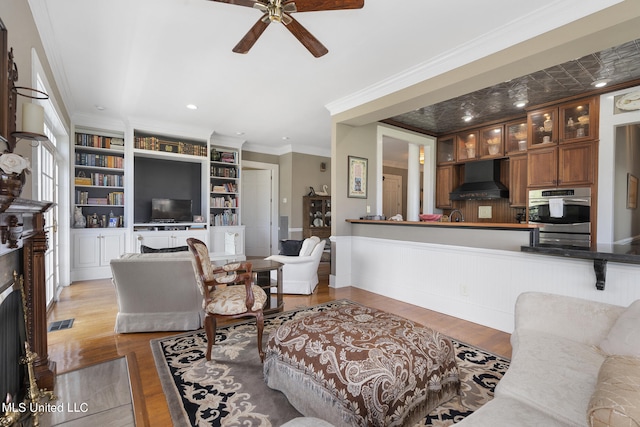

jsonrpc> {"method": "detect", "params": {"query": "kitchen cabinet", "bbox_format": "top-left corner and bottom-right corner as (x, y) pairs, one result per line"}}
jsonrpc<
(456, 131), (479, 162)
(527, 107), (558, 149)
(303, 196), (331, 238)
(436, 134), (456, 165)
(436, 165), (457, 209)
(71, 228), (126, 280)
(559, 97), (598, 143)
(528, 96), (598, 149)
(479, 125), (504, 159)
(508, 155), (528, 207)
(528, 141), (596, 188)
(505, 120), (528, 154)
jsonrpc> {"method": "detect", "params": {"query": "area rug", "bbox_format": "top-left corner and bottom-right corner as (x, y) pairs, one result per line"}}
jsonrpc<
(151, 300), (510, 427)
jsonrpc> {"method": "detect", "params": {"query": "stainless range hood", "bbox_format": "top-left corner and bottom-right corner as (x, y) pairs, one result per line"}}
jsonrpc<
(449, 159), (509, 201)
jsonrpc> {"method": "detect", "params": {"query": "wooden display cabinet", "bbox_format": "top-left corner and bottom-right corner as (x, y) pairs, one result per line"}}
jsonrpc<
(456, 131), (479, 162)
(436, 134), (456, 165)
(527, 107), (558, 149)
(479, 125), (504, 159)
(303, 195), (331, 238)
(559, 97), (598, 144)
(505, 120), (528, 154)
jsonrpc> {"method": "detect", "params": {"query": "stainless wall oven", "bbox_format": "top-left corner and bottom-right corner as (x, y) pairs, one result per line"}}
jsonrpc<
(528, 188), (591, 248)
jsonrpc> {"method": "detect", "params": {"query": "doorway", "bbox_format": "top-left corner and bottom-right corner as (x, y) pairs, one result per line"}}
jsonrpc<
(241, 161), (279, 257)
(383, 174), (403, 219)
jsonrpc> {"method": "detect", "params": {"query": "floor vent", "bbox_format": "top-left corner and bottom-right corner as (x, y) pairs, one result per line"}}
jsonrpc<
(48, 319), (74, 332)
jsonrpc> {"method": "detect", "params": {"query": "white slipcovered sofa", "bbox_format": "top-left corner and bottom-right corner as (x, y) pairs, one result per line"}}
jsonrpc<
(265, 236), (326, 295)
(110, 252), (204, 333)
(457, 292), (640, 427)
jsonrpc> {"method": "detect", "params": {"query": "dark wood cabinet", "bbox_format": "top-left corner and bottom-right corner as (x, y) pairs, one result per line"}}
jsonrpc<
(528, 141), (596, 188)
(303, 195), (331, 238)
(508, 155), (528, 207)
(436, 165), (456, 209)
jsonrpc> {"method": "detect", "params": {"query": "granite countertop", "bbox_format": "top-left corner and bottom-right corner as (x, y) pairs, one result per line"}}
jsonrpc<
(522, 243), (640, 265)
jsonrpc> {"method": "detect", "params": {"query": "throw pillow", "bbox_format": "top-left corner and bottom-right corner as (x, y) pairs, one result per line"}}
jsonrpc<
(600, 300), (640, 356)
(280, 240), (304, 256)
(140, 245), (189, 253)
(587, 355), (640, 427)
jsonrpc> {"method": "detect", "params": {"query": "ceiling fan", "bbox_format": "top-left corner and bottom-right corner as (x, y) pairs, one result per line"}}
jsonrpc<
(211, 0), (364, 57)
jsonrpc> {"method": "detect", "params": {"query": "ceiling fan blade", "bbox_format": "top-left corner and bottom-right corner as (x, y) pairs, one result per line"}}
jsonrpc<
(285, 0), (364, 12)
(209, 0), (259, 8)
(232, 17), (270, 54)
(283, 15), (328, 58)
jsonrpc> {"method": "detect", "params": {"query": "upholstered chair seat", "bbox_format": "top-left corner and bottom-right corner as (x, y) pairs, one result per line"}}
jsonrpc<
(187, 238), (267, 361)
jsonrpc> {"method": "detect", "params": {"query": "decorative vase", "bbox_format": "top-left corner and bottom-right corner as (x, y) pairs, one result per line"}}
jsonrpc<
(0, 171), (25, 197)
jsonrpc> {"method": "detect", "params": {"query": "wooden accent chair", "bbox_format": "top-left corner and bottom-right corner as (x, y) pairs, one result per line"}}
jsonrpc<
(186, 238), (268, 361)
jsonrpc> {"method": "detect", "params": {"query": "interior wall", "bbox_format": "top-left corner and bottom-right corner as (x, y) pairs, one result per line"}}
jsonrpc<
(291, 152), (331, 237)
(333, 122), (378, 236)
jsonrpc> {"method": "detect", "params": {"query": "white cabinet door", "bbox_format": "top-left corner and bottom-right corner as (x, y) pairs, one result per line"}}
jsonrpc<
(73, 232), (101, 269)
(72, 229), (128, 281)
(135, 233), (173, 252)
(100, 231), (126, 266)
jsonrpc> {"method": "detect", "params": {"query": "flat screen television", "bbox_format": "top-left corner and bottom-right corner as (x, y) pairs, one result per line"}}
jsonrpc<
(151, 198), (193, 222)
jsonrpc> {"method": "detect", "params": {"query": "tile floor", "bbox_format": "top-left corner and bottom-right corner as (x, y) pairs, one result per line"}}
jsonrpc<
(40, 357), (135, 427)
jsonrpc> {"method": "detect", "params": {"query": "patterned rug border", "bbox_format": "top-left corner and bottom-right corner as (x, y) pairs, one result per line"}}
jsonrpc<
(150, 299), (511, 426)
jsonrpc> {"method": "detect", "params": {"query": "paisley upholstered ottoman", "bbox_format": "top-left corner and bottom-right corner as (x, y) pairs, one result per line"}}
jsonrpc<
(263, 302), (460, 427)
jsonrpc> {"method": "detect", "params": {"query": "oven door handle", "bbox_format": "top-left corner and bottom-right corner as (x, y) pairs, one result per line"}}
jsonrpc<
(563, 198), (590, 204)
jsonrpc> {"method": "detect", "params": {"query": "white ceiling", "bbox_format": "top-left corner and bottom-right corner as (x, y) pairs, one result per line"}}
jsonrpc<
(27, 0), (639, 156)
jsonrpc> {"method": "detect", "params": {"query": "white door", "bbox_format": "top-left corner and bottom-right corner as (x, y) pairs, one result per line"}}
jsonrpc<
(242, 169), (272, 257)
(383, 174), (403, 219)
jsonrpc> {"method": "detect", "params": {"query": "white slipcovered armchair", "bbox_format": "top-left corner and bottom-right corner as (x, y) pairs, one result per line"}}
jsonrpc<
(265, 236), (326, 295)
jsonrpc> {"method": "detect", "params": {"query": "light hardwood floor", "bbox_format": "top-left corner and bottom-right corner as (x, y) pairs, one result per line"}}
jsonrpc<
(47, 271), (512, 427)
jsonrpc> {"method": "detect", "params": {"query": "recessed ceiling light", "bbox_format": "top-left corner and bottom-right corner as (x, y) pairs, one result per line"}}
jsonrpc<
(235, 132), (245, 136)
(591, 79), (611, 88)
(282, 136), (290, 140)
(462, 115), (473, 122)
(186, 104), (198, 110)
(95, 105), (105, 111)
(514, 100), (528, 108)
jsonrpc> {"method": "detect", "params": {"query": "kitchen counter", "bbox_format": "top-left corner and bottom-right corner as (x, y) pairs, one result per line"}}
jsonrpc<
(347, 219), (538, 230)
(346, 219), (539, 251)
(522, 243), (640, 290)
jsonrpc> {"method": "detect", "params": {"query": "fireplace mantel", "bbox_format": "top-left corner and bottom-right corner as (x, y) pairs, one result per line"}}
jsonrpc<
(0, 197), (55, 390)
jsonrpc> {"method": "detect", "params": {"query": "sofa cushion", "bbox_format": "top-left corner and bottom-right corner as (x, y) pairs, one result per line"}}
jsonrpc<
(600, 300), (640, 357)
(140, 244), (189, 253)
(587, 355), (640, 427)
(496, 330), (606, 426)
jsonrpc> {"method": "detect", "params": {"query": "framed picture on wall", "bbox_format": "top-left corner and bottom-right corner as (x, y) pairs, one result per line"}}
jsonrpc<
(348, 155), (367, 198)
(628, 173), (638, 209)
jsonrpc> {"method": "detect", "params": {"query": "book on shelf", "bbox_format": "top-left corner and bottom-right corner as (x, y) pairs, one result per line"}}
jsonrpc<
(211, 182), (237, 193)
(134, 135), (207, 157)
(212, 210), (238, 226)
(76, 133), (123, 149)
(75, 153), (124, 168)
(211, 196), (237, 208)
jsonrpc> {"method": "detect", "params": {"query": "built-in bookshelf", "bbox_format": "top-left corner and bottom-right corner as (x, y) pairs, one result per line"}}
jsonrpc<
(73, 130), (126, 228)
(134, 131), (208, 157)
(210, 147), (240, 226)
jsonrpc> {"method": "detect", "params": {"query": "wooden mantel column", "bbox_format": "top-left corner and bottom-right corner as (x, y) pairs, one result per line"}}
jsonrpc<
(22, 211), (56, 390)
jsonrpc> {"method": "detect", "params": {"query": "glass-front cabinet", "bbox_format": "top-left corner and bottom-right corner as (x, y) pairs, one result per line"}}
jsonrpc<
(303, 196), (331, 238)
(527, 107), (558, 149)
(505, 120), (528, 154)
(436, 134), (456, 165)
(559, 97), (597, 143)
(456, 131), (479, 162)
(479, 125), (504, 159)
